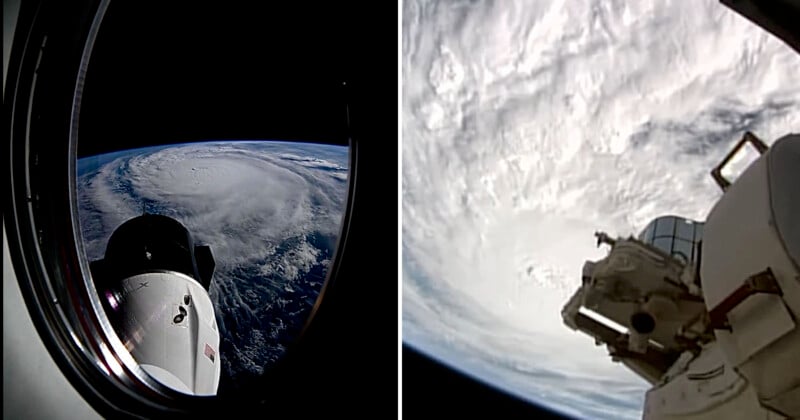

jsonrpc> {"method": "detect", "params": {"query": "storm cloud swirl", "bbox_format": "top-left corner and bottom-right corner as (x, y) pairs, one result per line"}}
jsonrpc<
(402, 0), (799, 418)
(77, 141), (348, 393)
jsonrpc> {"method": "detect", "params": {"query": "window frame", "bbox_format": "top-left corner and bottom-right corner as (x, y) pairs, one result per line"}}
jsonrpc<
(4, 0), (359, 416)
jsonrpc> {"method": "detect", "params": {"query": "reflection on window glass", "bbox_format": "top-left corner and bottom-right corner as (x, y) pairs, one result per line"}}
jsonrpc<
(672, 239), (693, 264)
(639, 222), (655, 242)
(77, 140), (348, 394)
(653, 237), (673, 255)
(693, 241), (701, 263)
(675, 219), (694, 242)
(694, 223), (704, 243)
(654, 217), (675, 238)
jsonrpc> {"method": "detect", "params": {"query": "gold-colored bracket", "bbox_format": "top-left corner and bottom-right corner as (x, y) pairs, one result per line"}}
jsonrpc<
(708, 267), (782, 330)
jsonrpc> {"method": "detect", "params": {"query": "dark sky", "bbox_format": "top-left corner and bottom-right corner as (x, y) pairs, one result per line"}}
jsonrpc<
(78, 2), (379, 157)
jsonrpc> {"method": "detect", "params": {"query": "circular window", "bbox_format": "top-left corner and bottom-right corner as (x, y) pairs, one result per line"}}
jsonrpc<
(5, 1), (362, 416)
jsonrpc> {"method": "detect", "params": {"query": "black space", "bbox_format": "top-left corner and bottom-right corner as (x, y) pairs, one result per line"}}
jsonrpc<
(403, 345), (571, 419)
(78, 2), (377, 156)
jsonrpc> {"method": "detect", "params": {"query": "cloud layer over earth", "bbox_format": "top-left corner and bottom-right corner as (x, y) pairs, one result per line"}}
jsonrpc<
(77, 141), (348, 392)
(402, 1), (799, 418)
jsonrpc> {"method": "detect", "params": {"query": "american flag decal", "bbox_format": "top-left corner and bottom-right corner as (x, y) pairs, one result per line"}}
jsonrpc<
(204, 343), (216, 362)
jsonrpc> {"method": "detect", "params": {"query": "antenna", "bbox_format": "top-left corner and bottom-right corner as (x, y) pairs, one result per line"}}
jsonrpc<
(342, 80), (351, 143)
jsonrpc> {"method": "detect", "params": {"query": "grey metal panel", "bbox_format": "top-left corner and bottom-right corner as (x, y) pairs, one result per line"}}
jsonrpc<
(767, 134), (800, 272)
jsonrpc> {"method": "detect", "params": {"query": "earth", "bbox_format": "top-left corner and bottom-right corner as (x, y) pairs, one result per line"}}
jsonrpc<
(402, 0), (800, 418)
(77, 140), (348, 394)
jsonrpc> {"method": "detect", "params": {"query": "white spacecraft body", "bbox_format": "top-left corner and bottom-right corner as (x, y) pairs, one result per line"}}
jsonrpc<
(561, 132), (799, 419)
(110, 271), (221, 395)
(91, 213), (221, 396)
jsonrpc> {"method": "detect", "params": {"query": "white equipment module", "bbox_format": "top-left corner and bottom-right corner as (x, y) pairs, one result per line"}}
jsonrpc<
(562, 132), (799, 419)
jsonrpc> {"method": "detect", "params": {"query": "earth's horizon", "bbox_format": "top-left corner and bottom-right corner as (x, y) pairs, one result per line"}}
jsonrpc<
(77, 140), (349, 394)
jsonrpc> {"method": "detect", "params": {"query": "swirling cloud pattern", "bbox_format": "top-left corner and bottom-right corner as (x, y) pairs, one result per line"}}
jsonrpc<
(78, 141), (348, 392)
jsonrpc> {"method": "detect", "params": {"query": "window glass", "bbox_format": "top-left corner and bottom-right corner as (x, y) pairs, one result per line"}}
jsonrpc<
(639, 222), (655, 242)
(672, 239), (693, 263)
(653, 237), (673, 255)
(694, 223), (704, 242)
(675, 218), (694, 242)
(654, 217), (676, 238)
(73, 1), (353, 397)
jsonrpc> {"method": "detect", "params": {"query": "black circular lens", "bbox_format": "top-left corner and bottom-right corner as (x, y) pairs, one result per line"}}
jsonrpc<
(630, 312), (656, 334)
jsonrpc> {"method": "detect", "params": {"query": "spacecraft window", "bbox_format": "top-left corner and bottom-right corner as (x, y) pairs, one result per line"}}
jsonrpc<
(693, 223), (704, 243)
(71, 0), (356, 400)
(675, 219), (694, 242)
(640, 216), (704, 264)
(672, 239), (693, 264)
(652, 237), (673, 255)
(639, 222), (656, 242)
(693, 241), (703, 268)
(654, 217), (676, 238)
(5, 0), (357, 416)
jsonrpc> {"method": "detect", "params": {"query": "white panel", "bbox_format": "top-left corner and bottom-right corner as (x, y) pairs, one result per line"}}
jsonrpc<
(645, 343), (747, 417)
(763, 382), (800, 417)
(700, 140), (800, 417)
(140, 364), (191, 394)
(701, 154), (772, 309)
(719, 294), (795, 365)
(119, 271), (219, 395)
(4, 229), (101, 419)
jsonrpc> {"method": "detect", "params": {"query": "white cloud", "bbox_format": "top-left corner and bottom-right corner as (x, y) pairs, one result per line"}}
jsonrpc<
(77, 141), (349, 381)
(403, 0), (800, 418)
